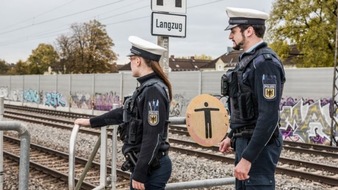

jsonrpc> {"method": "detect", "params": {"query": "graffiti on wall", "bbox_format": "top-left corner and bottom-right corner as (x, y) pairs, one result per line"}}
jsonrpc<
(70, 91), (121, 110)
(0, 86), (8, 98)
(8, 89), (24, 102)
(44, 91), (67, 107)
(93, 91), (120, 111)
(23, 89), (41, 103)
(70, 92), (92, 109)
(279, 97), (334, 145)
(170, 93), (190, 117)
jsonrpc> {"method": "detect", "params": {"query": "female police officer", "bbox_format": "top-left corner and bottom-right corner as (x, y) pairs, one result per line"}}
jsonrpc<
(219, 7), (285, 190)
(75, 36), (173, 190)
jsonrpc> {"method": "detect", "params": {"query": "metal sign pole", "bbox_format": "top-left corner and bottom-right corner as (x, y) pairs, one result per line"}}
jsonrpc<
(157, 36), (170, 75)
(331, 0), (338, 146)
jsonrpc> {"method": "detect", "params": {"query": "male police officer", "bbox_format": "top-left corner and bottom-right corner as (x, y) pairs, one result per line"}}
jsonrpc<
(219, 7), (285, 190)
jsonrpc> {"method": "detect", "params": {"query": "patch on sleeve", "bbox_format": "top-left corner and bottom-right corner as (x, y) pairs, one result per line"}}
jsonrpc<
(262, 74), (277, 100)
(148, 99), (159, 126)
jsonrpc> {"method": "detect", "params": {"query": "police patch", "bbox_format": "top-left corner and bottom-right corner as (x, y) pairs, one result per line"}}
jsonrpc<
(148, 99), (160, 126)
(263, 84), (276, 99)
(148, 111), (159, 126)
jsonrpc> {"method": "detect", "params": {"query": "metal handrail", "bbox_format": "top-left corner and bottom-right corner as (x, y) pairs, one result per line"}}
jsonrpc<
(69, 124), (80, 190)
(69, 125), (108, 190)
(0, 121), (30, 190)
(169, 117), (186, 124)
(165, 177), (235, 189)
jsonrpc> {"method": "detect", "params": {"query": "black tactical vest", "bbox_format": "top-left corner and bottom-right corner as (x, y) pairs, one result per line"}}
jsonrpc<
(119, 78), (170, 155)
(226, 47), (283, 124)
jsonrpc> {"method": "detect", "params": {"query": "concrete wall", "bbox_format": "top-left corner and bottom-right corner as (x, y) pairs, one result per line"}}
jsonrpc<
(0, 68), (336, 144)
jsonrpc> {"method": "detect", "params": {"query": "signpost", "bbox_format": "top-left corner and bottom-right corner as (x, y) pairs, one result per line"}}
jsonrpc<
(151, 12), (186, 38)
(151, 0), (187, 75)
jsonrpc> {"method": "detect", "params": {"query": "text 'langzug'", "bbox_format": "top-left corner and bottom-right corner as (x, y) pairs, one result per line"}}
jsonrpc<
(155, 19), (183, 32)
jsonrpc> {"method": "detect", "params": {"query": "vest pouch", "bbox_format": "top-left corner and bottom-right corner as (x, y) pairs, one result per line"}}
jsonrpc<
(117, 122), (128, 141)
(128, 118), (142, 144)
(238, 91), (255, 120)
(227, 70), (238, 98)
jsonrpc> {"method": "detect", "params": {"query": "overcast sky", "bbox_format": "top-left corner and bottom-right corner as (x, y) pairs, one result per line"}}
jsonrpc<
(0, 0), (275, 64)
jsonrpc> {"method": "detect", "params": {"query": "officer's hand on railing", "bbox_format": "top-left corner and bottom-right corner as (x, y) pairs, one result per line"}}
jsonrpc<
(74, 118), (90, 126)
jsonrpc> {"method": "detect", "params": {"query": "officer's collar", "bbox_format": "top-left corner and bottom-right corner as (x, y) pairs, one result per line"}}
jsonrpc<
(245, 40), (264, 53)
(240, 42), (267, 59)
(137, 72), (159, 85)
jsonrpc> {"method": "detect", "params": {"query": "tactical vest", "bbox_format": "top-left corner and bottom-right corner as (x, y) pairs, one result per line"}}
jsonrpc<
(118, 78), (170, 155)
(225, 47), (283, 124)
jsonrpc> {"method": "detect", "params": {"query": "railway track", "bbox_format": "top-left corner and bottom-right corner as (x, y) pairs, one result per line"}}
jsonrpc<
(170, 125), (338, 158)
(3, 135), (130, 189)
(2, 104), (338, 187)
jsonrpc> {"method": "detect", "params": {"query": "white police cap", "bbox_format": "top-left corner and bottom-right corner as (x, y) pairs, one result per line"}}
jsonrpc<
(128, 36), (166, 62)
(225, 7), (269, 30)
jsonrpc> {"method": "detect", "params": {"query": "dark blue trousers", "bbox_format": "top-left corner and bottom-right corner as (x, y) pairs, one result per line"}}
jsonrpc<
(234, 134), (283, 190)
(130, 155), (172, 190)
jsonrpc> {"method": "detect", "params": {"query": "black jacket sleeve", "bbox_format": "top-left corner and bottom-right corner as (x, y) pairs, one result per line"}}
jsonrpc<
(89, 107), (124, 128)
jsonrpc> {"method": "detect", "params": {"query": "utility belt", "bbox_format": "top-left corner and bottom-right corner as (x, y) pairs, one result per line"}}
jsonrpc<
(230, 126), (279, 150)
(232, 127), (255, 138)
(121, 150), (168, 172)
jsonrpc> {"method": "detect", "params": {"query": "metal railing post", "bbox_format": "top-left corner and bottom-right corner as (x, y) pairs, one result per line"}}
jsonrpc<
(92, 127), (107, 190)
(0, 121), (30, 190)
(111, 126), (117, 190)
(99, 127), (107, 188)
(69, 124), (80, 190)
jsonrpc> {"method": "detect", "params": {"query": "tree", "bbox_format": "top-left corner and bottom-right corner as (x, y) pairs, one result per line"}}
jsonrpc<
(0, 59), (9, 75)
(267, 0), (336, 67)
(27, 43), (59, 74)
(55, 35), (75, 74)
(7, 60), (29, 75)
(55, 20), (117, 74)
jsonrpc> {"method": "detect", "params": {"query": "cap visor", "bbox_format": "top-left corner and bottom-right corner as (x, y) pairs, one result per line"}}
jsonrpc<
(225, 24), (237, 30)
(127, 52), (136, 57)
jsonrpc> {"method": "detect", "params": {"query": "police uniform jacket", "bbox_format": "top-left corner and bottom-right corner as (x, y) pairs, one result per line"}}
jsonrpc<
(227, 42), (285, 163)
(89, 72), (170, 183)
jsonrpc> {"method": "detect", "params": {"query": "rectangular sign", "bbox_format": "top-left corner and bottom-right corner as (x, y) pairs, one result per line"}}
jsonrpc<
(151, 12), (186, 38)
(151, 0), (187, 14)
